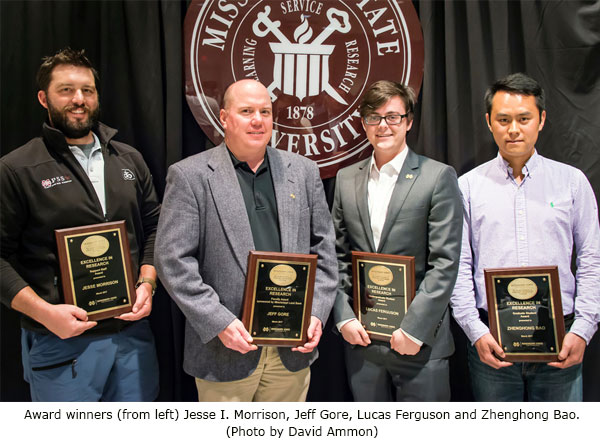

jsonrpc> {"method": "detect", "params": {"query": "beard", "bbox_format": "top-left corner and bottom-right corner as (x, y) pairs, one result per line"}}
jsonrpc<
(47, 98), (100, 139)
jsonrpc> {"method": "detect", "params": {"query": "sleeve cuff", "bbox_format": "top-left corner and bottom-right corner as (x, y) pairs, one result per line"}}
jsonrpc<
(464, 318), (491, 345)
(569, 319), (597, 345)
(336, 317), (356, 332)
(400, 329), (423, 346)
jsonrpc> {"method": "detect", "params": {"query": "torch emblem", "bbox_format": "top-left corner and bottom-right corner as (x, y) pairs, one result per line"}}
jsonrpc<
(253, 6), (351, 104)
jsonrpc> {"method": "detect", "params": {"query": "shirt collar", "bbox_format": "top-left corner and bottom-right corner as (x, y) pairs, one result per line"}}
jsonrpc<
(369, 146), (409, 177)
(68, 132), (101, 155)
(228, 147), (269, 174)
(495, 149), (539, 180)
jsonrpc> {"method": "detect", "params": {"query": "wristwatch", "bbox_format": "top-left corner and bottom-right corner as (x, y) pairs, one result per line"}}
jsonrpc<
(135, 277), (157, 296)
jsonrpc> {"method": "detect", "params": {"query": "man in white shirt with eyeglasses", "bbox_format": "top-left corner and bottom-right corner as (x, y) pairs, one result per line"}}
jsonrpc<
(332, 80), (463, 401)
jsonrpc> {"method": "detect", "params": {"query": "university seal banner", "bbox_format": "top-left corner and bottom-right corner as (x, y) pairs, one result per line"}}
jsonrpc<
(184, 0), (424, 178)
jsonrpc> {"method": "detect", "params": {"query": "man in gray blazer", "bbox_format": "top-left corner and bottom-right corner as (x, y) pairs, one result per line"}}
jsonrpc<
(155, 80), (337, 402)
(332, 81), (462, 401)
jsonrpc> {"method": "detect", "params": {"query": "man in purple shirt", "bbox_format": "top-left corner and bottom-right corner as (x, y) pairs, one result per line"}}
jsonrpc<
(450, 73), (600, 401)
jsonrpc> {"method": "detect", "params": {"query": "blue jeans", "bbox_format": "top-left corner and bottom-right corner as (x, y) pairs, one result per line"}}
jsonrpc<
(21, 320), (159, 402)
(467, 342), (582, 401)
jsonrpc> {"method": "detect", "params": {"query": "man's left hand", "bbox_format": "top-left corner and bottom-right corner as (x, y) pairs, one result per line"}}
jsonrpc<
(390, 329), (421, 355)
(292, 316), (322, 353)
(548, 332), (586, 369)
(117, 282), (153, 321)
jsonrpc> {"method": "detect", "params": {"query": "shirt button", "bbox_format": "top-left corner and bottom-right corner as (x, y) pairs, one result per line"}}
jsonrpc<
(520, 236), (525, 240)
(518, 210), (523, 215)
(521, 263), (528, 267)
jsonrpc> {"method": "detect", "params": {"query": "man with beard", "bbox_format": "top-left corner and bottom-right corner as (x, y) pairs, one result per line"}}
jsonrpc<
(0, 48), (161, 401)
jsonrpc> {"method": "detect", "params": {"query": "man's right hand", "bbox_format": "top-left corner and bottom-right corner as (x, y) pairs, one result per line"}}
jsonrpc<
(218, 319), (258, 354)
(474, 332), (513, 369)
(11, 286), (96, 339)
(340, 319), (371, 346)
(42, 304), (97, 339)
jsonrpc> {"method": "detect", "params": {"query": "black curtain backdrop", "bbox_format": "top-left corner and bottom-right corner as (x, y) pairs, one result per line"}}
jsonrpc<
(1, 0), (599, 402)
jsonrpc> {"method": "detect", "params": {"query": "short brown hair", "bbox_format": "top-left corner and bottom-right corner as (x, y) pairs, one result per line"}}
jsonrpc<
(359, 80), (416, 120)
(36, 47), (99, 92)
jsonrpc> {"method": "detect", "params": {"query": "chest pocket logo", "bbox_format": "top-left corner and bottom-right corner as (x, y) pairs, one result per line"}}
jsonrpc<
(40, 175), (73, 189)
(122, 169), (136, 181)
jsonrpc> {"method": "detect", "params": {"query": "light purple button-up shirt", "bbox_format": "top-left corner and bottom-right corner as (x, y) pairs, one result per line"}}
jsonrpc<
(451, 151), (600, 344)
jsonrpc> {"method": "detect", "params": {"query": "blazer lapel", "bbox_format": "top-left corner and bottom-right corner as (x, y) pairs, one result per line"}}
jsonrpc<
(207, 144), (254, 272)
(268, 147), (298, 253)
(355, 158), (376, 253)
(377, 149), (420, 251)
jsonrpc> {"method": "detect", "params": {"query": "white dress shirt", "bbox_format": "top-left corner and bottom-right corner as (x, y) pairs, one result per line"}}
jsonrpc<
(339, 147), (423, 346)
(368, 148), (408, 250)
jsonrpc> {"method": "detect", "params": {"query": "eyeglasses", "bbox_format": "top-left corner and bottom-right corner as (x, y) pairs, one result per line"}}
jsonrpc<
(363, 113), (409, 125)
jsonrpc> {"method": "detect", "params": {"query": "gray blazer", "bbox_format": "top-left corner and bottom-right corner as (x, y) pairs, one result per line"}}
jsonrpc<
(155, 144), (337, 381)
(332, 149), (462, 360)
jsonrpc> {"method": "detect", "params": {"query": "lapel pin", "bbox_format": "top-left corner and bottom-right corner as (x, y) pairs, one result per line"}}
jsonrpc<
(290, 193), (296, 199)
(406, 174), (414, 179)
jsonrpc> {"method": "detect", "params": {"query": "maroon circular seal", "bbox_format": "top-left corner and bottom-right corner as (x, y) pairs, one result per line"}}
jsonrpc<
(184, 0), (424, 178)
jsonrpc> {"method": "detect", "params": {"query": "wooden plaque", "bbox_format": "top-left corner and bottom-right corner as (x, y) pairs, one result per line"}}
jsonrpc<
(241, 251), (317, 346)
(351, 251), (416, 342)
(484, 266), (565, 362)
(55, 221), (136, 320)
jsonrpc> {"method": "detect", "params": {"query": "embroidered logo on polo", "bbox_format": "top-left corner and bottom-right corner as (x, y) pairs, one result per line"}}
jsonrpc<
(122, 169), (136, 181)
(184, 0), (424, 178)
(40, 175), (72, 189)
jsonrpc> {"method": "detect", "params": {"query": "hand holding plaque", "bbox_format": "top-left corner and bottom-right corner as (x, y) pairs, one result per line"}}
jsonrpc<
(55, 221), (136, 321)
(351, 251), (415, 342)
(241, 251), (317, 346)
(484, 266), (565, 362)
